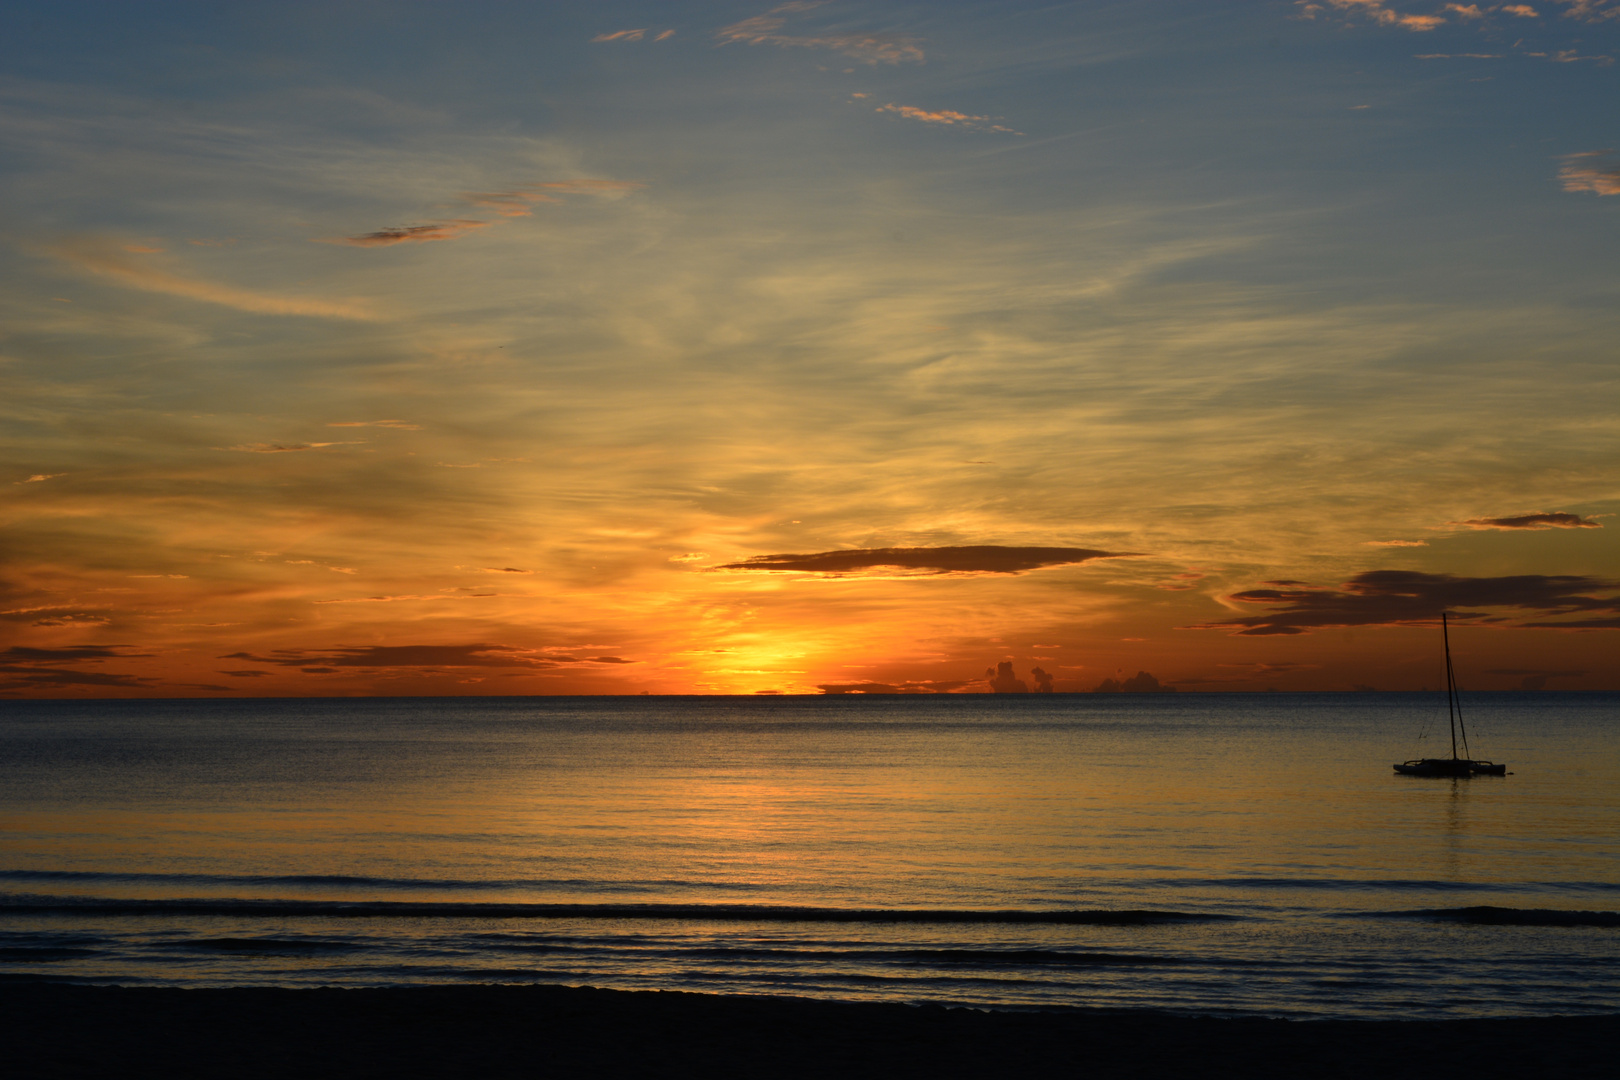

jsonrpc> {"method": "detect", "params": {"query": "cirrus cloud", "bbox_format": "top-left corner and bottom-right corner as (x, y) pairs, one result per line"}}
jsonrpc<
(874, 103), (1020, 134)
(1560, 152), (1620, 195)
(43, 238), (377, 319)
(717, 4), (924, 65)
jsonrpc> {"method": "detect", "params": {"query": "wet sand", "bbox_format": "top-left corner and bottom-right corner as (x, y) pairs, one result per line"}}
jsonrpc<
(4, 983), (1614, 1079)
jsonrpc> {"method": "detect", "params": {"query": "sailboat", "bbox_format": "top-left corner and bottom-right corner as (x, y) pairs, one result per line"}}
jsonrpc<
(1393, 612), (1508, 777)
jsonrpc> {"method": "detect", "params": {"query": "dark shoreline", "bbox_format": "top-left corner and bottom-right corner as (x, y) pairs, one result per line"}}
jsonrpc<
(5, 983), (1615, 1079)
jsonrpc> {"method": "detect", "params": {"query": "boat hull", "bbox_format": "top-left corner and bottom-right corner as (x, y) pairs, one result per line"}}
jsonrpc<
(1393, 758), (1505, 777)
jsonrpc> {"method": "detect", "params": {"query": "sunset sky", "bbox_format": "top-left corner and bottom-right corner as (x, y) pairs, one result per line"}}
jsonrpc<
(2, 0), (1617, 696)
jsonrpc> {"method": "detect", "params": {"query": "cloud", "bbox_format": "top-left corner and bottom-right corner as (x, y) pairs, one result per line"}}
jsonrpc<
(1094, 671), (1172, 692)
(222, 441), (363, 453)
(16, 474), (64, 484)
(0, 645), (154, 691)
(0, 667), (153, 688)
(874, 103), (1019, 134)
(221, 644), (546, 669)
(310, 593), (496, 603)
(1451, 511), (1602, 530)
(326, 420), (421, 430)
(333, 179), (644, 247)
(985, 661), (1029, 692)
(330, 220), (490, 246)
(1556, 0), (1620, 21)
(1500, 4), (1540, 14)
(816, 679), (969, 694)
(1299, 0), (1447, 28)
(218, 669), (271, 677)
(462, 179), (646, 217)
(1487, 666), (1587, 690)
(1366, 539), (1429, 546)
(716, 6), (925, 64)
(1560, 152), (1620, 195)
(0, 645), (149, 662)
(218, 643), (634, 669)
(43, 238), (377, 319)
(714, 545), (1135, 576)
(1189, 570), (1620, 635)
(592, 29), (677, 43)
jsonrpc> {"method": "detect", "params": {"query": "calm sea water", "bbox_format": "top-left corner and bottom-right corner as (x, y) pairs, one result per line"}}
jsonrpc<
(1, 694), (1615, 1018)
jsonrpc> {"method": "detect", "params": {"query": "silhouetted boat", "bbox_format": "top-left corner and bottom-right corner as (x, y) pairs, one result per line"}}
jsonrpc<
(1394, 612), (1507, 777)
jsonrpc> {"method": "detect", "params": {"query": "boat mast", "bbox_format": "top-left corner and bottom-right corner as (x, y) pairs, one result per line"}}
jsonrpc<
(1443, 612), (1459, 761)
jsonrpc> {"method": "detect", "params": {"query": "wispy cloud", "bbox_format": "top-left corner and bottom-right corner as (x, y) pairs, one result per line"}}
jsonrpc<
(326, 420), (421, 430)
(459, 179), (645, 217)
(219, 644), (633, 668)
(816, 679), (971, 694)
(335, 180), (645, 244)
(1298, 1), (1448, 30)
(1365, 539), (1429, 546)
(1560, 152), (1620, 195)
(15, 473), (64, 484)
(592, 29), (676, 43)
(0, 645), (155, 691)
(874, 103), (1020, 134)
(717, 4), (924, 64)
(716, 545), (1136, 577)
(1, 646), (150, 662)
(222, 441), (363, 453)
(329, 220), (490, 247)
(1189, 570), (1620, 635)
(44, 238), (377, 319)
(1450, 511), (1602, 529)
(1556, 0), (1620, 22)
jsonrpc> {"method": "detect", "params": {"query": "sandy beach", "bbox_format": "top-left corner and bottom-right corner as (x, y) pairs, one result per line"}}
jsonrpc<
(5, 983), (1614, 1079)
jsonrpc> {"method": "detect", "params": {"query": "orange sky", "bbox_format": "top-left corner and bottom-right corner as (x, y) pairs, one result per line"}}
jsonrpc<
(3, 1), (1617, 696)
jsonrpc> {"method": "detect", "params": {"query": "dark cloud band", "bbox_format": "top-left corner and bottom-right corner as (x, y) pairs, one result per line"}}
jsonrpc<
(716, 545), (1134, 576)
(1189, 570), (1620, 636)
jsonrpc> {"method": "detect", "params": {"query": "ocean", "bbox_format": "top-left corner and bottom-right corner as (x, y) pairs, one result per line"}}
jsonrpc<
(1, 693), (1615, 1019)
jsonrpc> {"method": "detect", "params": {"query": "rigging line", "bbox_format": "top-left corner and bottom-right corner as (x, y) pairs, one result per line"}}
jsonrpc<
(1446, 614), (1472, 759)
(1443, 611), (1459, 760)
